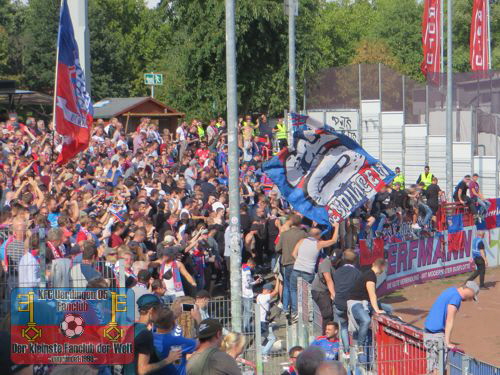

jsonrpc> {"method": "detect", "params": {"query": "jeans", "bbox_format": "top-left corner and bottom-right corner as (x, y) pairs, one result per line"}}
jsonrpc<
(334, 305), (350, 353)
(290, 269), (315, 314)
(351, 303), (372, 348)
(418, 203), (433, 227)
(351, 302), (393, 348)
(473, 197), (491, 217)
(243, 297), (253, 333)
(282, 265), (294, 313)
(376, 213), (387, 232)
(261, 322), (276, 355)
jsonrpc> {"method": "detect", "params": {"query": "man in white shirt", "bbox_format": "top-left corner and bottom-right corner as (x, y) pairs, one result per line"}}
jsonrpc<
(257, 282), (279, 356)
(19, 250), (40, 288)
(131, 269), (151, 320)
(176, 122), (188, 159)
(241, 258), (261, 333)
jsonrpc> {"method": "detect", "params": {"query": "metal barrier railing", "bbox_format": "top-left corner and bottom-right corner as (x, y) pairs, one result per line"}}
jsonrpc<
(448, 350), (500, 375)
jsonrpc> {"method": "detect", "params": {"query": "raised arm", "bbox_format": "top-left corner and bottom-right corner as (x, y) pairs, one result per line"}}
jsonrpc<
(317, 222), (340, 249)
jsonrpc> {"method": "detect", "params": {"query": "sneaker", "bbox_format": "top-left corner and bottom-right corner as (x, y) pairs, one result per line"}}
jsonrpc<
(412, 223), (421, 230)
(343, 352), (350, 361)
(291, 313), (298, 324)
(262, 355), (269, 363)
(480, 286), (489, 290)
(277, 302), (283, 310)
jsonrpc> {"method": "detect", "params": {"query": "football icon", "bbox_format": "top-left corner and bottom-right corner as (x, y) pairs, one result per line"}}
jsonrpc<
(60, 313), (85, 339)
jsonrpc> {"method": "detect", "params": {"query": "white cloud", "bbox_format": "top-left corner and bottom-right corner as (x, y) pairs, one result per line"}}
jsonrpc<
(146, 0), (161, 9)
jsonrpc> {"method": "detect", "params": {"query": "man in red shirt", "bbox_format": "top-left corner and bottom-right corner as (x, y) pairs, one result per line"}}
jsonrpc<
(195, 142), (210, 166)
(469, 173), (491, 219)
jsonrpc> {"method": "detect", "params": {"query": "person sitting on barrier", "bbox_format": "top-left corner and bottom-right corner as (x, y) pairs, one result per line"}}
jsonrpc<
(332, 250), (360, 359)
(425, 177), (444, 224)
(281, 346), (304, 375)
(310, 321), (340, 361)
(469, 173), (491, 220)
(424, 281), (479, 349)
(409, 183), (433, 231)
(346, 258), (392, 358)
(453, 175), (478, 220)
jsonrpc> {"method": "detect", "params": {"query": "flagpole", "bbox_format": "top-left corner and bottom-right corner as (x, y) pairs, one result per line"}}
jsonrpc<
(446, 0), (454, 199)
(441, 0), (444, 73)
(487, 0), (492, 70)
(52, 0), (64, 161)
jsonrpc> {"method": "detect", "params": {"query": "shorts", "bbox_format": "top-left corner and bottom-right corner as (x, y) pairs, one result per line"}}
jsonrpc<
(424, 331), (445, 372)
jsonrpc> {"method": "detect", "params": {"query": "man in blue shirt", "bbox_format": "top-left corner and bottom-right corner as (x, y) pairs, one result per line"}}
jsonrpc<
(467, 231), (488, 288)
(310, 321), (340, 361)
(424, 281), (479, 349)
(153, 306), (198, 375)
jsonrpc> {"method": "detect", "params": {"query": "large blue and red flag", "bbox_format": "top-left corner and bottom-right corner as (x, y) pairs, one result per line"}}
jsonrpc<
(263, 114), (395, 225)
(55, 0), (92, 165)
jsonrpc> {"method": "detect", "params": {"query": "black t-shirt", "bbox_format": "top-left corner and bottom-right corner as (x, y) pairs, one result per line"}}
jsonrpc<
(124, 323), (159, 375)
(453, 181), (468, 200)
(333, 264), (361, 310)
(136, 324), (159, 361)
(425, 184), (441, 207)
(349, 269), (377, 301)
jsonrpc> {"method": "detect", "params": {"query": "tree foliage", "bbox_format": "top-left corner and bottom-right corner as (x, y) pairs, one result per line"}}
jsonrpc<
(1, 0), (500, 118)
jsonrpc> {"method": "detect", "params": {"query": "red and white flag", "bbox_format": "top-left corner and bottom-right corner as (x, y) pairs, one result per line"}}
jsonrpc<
(470, 0), (490, 71)
(54, 0), (92, 165)
(421, 0), (442, 77)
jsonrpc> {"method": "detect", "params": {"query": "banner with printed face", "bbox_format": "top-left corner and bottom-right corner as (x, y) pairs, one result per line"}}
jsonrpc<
(421, 0), (442, 77)
(263, 114), (395, 226)
(470, 0), (490, 71)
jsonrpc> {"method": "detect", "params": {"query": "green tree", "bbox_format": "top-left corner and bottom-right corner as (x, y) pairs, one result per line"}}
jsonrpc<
(370, 0), (423, 80)
(21, 0), (60, 92)
(88, 0), (157, 100)
(155, 0), (323, 119)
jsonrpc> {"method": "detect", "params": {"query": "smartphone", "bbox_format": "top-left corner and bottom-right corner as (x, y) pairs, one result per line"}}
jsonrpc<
(182, 303), (194, 312)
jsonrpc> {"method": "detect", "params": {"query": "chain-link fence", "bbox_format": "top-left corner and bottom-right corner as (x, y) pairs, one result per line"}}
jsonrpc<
(305, 64), (500, 198)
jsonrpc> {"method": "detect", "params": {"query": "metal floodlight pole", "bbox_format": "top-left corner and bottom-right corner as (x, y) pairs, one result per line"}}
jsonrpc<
(487, 0), (492, 70)
(288, 0), (296, 113)
(446, 0), (454, 199)
(225, 0), (242, 333)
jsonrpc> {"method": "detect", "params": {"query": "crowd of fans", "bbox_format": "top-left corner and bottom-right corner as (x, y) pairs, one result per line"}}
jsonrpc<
(0, 112), (490, 375)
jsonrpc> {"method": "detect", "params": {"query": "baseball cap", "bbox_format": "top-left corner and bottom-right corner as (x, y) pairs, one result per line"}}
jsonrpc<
(163, 235), (175, 245)
(465, 281), (480, 301)
(262, 283), (274, 291)
(137, 294), (161, 310)
(197, 318), (223, 339)
(196, 290), (210, 299)
(161, 246), (179, 258)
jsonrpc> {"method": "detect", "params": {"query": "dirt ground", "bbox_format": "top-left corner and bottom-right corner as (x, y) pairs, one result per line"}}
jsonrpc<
(380, 266), (500, 366)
